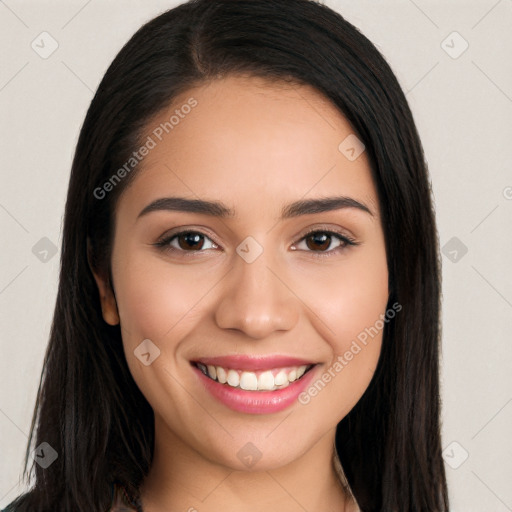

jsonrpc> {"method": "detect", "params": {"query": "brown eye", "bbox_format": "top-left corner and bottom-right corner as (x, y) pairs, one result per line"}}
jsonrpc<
(305, 232), (333, 251)
(155, 231), (218, 253)
(292, 230), (358, 256)
(176, 232), (206, 251)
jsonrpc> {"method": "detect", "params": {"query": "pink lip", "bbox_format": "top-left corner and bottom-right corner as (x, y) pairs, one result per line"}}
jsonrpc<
(193, 354), (315, 371)
(192, 362), (318, 415)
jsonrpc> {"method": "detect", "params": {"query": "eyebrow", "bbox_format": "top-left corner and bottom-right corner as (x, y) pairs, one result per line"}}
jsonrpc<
(137, 195), (374, 220)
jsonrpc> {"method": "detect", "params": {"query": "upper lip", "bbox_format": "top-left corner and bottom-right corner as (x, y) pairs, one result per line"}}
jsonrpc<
(192, 355), (316, 371)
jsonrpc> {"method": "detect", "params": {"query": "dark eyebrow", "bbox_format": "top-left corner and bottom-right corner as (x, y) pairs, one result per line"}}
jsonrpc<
(281, 196), (373, 218)
(137, 195), (374, 220)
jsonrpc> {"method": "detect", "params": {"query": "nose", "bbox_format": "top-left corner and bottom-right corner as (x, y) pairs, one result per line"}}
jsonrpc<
(214, 247), (299, 339)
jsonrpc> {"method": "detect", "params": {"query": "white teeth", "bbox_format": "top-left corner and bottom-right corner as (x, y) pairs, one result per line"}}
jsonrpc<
(216, 366), (227, 384)
(297, 365), (307, 378)
(207, 365), (217, 380)
(196, 363), (312, 391)
(257, 371), (275, 390)
(274, 370), (288, 386)
(240, 371), (258, 390)
(227, 369), (240, 387)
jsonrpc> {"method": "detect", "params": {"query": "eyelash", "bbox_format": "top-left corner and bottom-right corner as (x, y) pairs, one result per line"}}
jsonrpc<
(153, 228), (359, 259)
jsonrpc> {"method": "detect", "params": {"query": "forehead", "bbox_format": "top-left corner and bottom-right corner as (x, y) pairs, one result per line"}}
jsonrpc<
(117, 74), (379, 221)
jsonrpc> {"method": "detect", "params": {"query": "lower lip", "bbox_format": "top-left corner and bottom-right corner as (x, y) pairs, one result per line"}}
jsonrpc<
(193, 364), (318, 414)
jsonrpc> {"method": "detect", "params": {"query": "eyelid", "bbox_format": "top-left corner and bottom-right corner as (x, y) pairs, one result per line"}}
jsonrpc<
(294, 223), (357, 243)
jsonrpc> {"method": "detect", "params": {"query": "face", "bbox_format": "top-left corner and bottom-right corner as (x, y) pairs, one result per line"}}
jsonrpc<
(93, 74), (389, 472)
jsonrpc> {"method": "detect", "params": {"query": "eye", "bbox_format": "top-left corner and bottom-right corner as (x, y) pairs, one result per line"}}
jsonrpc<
(154, 230), (218, 253)
(154, 228), (359, 257)
(291, 229), (358, 256)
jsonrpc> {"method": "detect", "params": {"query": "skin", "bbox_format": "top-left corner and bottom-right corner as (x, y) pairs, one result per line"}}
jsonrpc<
(92, 74), (389, 512)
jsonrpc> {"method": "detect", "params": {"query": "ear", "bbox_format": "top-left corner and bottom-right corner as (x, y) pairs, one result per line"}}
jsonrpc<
(87, 237), (120, 326)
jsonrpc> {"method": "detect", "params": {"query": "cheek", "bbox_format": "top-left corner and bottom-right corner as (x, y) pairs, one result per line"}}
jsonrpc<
(296, 245), (388, 417)
(328, 262), (388, 355)
(303, 243), (388, 350)
(112, 252), (218, 351)
(111, 253), (217, 416)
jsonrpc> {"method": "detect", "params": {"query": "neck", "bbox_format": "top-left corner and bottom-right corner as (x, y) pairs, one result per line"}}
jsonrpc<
(139, 415), (352, 512)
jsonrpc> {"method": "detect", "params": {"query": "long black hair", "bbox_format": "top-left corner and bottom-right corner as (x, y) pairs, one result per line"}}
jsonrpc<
(4, 1), (448, 510)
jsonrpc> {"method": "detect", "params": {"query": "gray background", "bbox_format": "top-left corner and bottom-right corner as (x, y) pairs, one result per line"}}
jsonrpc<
(1, 1), (511, 510)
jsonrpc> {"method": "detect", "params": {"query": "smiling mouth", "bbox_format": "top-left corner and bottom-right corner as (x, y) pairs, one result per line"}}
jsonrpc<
(192, 362), (315, 391)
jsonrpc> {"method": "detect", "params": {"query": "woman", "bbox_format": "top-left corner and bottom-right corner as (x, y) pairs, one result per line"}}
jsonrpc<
(3, 0), (449, 510)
